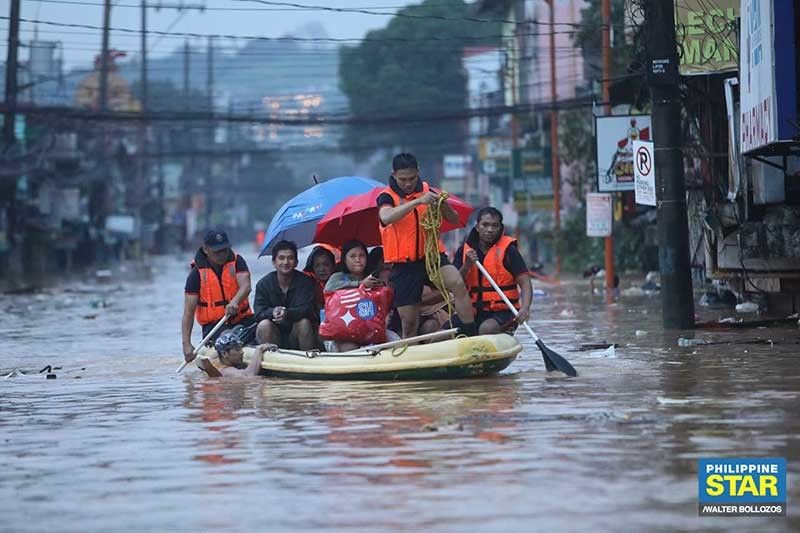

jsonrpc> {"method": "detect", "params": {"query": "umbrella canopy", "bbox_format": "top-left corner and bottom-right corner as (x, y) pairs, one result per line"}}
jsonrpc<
(313, 187), (474, 248)
(259, 176), (383, 257)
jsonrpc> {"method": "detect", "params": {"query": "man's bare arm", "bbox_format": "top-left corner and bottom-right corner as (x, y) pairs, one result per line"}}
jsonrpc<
(182, 294), (199, 362)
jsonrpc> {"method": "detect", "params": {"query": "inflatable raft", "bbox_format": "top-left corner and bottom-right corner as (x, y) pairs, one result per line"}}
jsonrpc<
(196, 333), (521, 380)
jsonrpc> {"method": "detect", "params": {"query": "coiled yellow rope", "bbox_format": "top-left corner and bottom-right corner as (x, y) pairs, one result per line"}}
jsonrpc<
(420, 192), (454, 325)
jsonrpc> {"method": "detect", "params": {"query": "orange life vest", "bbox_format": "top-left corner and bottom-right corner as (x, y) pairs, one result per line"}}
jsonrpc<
(193, 251), (254, 326)
(379, 181), (446, 263)
(463, 235), (520, 313)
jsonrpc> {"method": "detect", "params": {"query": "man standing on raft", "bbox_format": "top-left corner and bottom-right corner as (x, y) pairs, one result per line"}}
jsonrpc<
(376, 153), (477, 338)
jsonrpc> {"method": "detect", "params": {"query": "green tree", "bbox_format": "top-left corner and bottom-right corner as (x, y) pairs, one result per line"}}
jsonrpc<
(338, 0), (500, 166)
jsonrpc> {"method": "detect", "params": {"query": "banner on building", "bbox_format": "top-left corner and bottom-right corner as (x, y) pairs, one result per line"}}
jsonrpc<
(632, 140), (657, 206)
(443, 155), (471, 179)
(740, 0), (799, 153)
(596, 115), (652, 192)
(586, 193), (612, 237)
(512, 146), (553, 213)
(675, 1), (739, 75)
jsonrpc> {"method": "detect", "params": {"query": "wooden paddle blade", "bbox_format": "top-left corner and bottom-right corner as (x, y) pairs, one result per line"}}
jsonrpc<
(535, 339), (577, 377)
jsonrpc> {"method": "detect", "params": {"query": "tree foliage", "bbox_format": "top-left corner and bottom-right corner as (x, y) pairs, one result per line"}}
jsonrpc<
(338, 0), (500, 167)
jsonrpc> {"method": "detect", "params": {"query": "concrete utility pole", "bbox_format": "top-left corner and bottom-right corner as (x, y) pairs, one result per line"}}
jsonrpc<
(140, 1), (148, 111)
(548, 0), (561, 274)
(601, 0), (615, 297)
(3, 0), (21, 146)
(644, 0), (695, 328)
(206, 36), (215, 222)
(99, 0), (111, 112)
(183, 40), (190, 104)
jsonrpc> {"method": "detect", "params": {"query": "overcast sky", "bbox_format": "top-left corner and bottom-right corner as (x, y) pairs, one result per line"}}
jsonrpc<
(2, 0), (420, 68)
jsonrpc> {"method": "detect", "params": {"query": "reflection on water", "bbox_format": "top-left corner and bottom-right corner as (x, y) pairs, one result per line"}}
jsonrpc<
(1, 252), (798, 531)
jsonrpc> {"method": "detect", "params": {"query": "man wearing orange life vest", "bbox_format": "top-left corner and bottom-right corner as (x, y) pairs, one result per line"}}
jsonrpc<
(453, 207), (532, 335)
(377, 153), (477, 338)
(182, 229), (255, 363)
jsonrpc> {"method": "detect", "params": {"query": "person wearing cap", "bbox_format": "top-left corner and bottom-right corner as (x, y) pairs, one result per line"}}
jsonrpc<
(182, 229), (255, 363)
(202, 330), (276, 377)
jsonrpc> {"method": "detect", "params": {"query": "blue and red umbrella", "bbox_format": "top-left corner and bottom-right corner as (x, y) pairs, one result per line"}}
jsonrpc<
(259, 176), (383, 257)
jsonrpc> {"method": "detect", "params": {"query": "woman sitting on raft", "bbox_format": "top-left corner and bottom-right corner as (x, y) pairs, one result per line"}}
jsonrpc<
(322, 240), (399, 352)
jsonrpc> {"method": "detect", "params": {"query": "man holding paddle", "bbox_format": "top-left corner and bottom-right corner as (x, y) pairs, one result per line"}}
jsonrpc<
(453, 207), (532, 335)
(182, 229), (255, 363)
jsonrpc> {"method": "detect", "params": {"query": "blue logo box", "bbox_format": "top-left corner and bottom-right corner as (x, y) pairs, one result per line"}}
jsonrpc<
(698, 458), (786, 504)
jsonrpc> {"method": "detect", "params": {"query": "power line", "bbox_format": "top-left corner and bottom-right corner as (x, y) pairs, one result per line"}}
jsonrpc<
(0, 16), (589, 44)
(1, 95), (599, 126)
(28, 0), (432, 10)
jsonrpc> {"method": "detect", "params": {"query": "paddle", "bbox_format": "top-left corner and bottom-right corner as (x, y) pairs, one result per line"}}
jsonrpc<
(474, 260), (577, 377)
(343, 328), (459, 354)
(176, 315), (230, 373)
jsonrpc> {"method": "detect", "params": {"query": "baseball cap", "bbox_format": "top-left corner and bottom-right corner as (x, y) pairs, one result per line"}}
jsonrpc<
(203, 229), (231, 251)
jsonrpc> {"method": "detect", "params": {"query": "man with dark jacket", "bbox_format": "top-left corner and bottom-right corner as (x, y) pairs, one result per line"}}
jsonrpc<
(182, 229), (254, 363)
(254, 240), (318, 350)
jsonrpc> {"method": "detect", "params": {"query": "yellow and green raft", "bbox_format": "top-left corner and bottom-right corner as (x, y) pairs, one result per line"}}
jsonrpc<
(196, 334), (521, 380)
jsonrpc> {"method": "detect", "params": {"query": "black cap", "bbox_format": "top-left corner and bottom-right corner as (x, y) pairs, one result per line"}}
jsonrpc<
(203, 229), (231, 251)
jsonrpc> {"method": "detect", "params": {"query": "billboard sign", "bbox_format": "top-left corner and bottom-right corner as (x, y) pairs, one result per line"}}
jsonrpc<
(740, 0), (799, 153)
(675, 1), (739, 75)
(596, 115), (652, 192)
(443, 155), (470, 179)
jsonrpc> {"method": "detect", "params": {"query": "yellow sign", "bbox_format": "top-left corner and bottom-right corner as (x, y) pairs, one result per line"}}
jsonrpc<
(675, 0), (739, 75)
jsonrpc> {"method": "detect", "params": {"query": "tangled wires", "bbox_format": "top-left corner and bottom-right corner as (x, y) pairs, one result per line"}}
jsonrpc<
(420, 192), (455, 324)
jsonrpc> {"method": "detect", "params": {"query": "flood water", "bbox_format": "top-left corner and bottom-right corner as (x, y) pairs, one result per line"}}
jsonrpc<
(2, 249), (798, 532)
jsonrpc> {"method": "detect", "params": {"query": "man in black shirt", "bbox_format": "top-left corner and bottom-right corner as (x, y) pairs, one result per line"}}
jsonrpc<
(182, 229), (255, 362)
(254, 240), (318, 350)
(453, 207), (532, 335)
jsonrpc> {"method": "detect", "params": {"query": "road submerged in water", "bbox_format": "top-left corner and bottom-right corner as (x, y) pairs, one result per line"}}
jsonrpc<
(2, 250), (798, 532)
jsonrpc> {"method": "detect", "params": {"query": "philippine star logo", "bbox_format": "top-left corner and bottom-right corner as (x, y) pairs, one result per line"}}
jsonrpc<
(698, 458), (787, 516)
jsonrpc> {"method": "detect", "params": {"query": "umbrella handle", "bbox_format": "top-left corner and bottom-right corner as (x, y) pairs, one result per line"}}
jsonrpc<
(337, 206), (351, 225)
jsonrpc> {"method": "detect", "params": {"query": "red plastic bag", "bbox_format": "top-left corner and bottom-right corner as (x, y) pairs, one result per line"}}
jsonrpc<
(319, 286), (394, 344)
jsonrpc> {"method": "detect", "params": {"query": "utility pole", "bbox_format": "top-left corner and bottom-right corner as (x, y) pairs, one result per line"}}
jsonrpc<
(601, 0), (616, 297)
(548, 0), (561, 274)
(140, 1), (148, 111)
(134, 1), (148, 259)
(644, 0), (695, 328)
(206, 36), (214, 223)
(183, 40), (190, 103)
(3, 0), (21, 146)
(157, 128), (166, 252)
(99, 0), (111, 111)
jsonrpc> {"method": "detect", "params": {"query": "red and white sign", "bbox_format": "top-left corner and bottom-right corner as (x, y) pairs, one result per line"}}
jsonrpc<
(740, 0), (776, 152)
(633, 140), (656, 206)
(586, 193), (612, 237)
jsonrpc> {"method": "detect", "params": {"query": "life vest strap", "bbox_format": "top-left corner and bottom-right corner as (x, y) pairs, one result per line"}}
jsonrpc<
(198, 299), (229, 308)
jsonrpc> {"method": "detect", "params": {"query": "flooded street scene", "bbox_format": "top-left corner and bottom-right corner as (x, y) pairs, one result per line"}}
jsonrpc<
(2, 0), (799, 531)
(3, 251), (798, 531)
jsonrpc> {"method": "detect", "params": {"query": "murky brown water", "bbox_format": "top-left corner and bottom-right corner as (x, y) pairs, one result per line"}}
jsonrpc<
(2, 250), (798, 531)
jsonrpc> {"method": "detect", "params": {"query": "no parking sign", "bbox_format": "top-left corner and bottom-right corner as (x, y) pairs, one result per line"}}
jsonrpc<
(633, 140), (656, 206)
